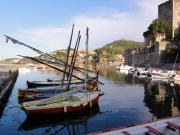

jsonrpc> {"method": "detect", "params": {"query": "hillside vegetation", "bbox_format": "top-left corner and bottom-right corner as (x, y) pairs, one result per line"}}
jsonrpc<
(93, 39), (144, 63)
(96, 39), (144, 55)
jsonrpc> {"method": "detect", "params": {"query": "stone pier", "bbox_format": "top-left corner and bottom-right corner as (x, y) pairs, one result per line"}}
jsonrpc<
(0, 69), (18, 118)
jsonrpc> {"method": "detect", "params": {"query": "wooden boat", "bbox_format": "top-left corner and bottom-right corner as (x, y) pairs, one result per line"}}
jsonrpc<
(89, 115), (180, 135)
(17, 27), (101, 116)
(18, 89), (80, 102)
(19, 90), (100, 115)
(18, 79), (98, 101)
(26, 79), (83, 88)
(18, 84), (81, 97)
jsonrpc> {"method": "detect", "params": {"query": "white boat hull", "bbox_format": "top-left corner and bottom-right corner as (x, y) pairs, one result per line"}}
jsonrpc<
(89, 116), (180, 135)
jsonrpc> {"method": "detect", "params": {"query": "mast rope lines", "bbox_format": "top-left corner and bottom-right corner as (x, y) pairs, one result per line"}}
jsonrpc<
(4, 34), (104, 85)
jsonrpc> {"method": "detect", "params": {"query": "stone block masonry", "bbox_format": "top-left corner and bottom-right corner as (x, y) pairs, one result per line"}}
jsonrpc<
(158, 0), (180, 38)
(0, 70), (18, 118)
(124, 41), (178, 67)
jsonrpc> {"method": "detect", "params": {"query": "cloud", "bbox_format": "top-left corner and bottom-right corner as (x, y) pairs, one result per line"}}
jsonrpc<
(15, 0), (167, 52)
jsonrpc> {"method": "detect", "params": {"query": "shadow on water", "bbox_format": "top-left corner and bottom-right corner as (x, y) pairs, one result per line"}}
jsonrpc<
(144, 81), (180, 119)
(0, 72), (18, 119)
(18, 104), (101, 135)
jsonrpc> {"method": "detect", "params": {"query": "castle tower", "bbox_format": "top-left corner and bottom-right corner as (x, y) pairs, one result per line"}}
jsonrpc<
(158, 0), (180, 38)
(172, 0), (180, 37)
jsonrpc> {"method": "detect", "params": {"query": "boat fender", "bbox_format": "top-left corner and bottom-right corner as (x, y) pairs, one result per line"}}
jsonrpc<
(90, 101), (92, 107)
(83, 103), (88, 106)
(64, 106), (67, 112)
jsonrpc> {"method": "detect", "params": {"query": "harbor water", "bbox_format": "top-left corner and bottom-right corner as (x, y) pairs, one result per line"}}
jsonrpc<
(0, 67), (179, 135)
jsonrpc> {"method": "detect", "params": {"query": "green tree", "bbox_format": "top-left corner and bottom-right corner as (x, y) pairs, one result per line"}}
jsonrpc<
(92, 51), (100, 63)
(143, 19), (172, 41)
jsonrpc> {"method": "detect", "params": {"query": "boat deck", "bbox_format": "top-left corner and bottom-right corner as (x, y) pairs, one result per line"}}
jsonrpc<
(89, 116), (180, 135)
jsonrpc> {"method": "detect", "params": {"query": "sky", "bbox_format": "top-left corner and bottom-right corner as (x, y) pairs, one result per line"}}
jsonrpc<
(0, 0), (167, 59)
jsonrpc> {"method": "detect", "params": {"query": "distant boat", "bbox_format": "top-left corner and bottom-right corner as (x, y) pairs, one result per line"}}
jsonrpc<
(137, 70), (150, 78)
(150, 69), (174, 81)
(116, 65), (133, 74)
(18, 68), (31, 74)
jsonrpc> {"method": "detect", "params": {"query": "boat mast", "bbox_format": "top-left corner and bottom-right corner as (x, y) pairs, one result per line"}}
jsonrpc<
(84, 27), (89, 92)
(66, 31), (80, 82)
(62, 24), (74, 85)
(66, 32), (81, 91)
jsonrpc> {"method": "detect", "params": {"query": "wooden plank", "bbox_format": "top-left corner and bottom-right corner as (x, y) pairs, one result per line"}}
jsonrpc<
(166, 121), (180, 129)
(145, 126), (165, 135)
(122, 131), (131, 135)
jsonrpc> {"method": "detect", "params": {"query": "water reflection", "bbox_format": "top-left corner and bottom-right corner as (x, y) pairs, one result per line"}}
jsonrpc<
(99, 67), (126, 84)
(0, 95), (11, 119)
(18, 104), (100, 135)
(0, 67), (180, 135)
(100, 67), (180, 119)
(99, 67), (148, 85)
(144, 81), (180, 119)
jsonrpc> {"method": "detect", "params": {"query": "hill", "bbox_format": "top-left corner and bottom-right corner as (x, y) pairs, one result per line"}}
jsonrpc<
(96, 39), (144, 55)
(94, 39), (144, 64)
(0, 58), (21, 64)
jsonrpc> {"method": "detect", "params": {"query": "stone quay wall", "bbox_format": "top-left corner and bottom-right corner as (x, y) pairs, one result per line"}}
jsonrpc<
(124, 41), (177, 67)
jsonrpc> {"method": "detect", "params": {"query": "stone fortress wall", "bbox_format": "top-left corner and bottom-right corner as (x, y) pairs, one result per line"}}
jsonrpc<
(124, 0), (179, 67)
(158, 0), (180, 38)
(172, 0), (180, 37)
